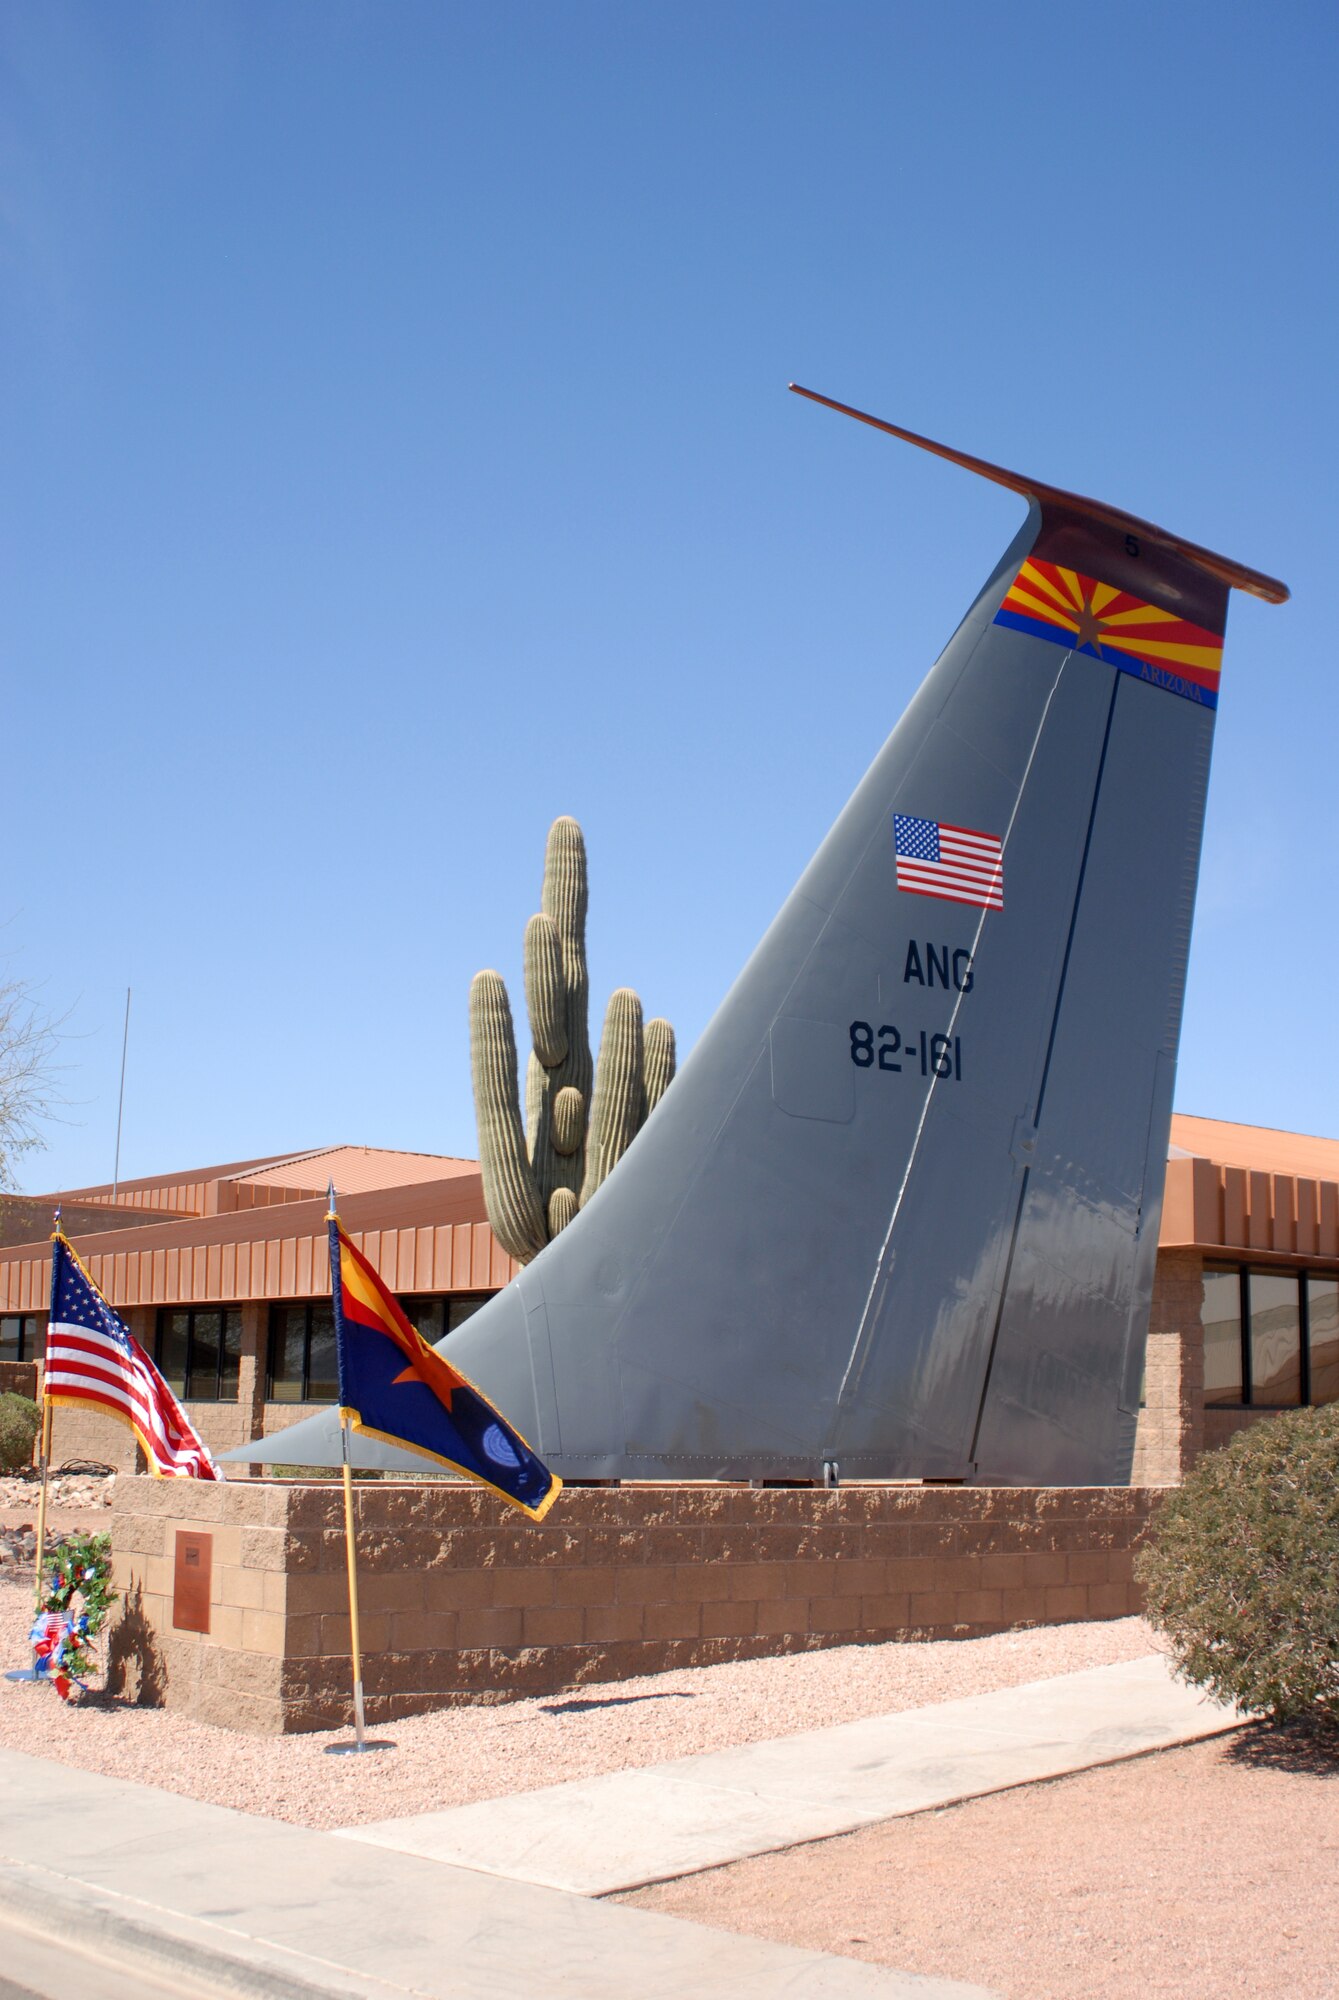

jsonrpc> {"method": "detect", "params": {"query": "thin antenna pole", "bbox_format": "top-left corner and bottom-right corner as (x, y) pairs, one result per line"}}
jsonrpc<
(111, 988), (131, 1204)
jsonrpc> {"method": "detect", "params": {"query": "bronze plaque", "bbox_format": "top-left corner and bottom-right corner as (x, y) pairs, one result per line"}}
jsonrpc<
(172, 1530), (212, 1634)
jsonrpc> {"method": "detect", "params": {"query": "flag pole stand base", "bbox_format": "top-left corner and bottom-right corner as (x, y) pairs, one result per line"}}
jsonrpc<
(323, 1679), (394, 1753)
(5, 1667), (40, 1683)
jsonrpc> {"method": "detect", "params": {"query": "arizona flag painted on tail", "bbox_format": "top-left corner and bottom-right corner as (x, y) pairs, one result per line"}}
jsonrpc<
(44, 1233), (220, 1479)
(994, 557), (1225, 708)
(328, 1211), (560, 1519)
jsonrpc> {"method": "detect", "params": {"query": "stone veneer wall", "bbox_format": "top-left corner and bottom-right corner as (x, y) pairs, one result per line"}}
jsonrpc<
(1130, 1249), (1206, 1485)
(0, 1359), (38, 1401)
(1130, 1247), (1303, 1474)
(108, 1476), (1159, 1735)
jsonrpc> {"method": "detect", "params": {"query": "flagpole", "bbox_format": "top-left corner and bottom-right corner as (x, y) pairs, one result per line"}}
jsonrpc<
(324, 1183), (389, 1755)
(33, 1398), (53, 1604)
(340, 1413), (367, 1749)
(9, 1218), (59, 1681)
(34, 1216), (61, 1608)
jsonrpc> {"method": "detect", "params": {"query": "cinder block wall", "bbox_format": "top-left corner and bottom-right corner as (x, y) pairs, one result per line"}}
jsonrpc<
(109, 1477), (1160, 1735)
(1131, 1249), (1205, 1484)
(0, 1360), (38, 1401)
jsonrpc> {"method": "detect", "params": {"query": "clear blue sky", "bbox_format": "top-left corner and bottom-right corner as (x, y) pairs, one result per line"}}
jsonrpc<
(4, 1), (1335, 1193)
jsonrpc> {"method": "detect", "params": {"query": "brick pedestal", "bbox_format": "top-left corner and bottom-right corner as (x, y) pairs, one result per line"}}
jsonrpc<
(108, 1477), (1160, 1735)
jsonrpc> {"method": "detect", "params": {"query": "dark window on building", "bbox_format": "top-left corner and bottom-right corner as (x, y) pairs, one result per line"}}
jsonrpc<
(1307, 1276), (1339, 1406)
(1201, 1264), (1339, 1410)
(154, 1309), (242, 1402)
(0, 1315), (39, 1365)
(1202, 1265), (1243, 1406)
(402, 1295), (492, 1344)
(266, 1303), (337, 1402)
(264, 1294), (493, 1402)
(1248, 1269), (1302, 1407)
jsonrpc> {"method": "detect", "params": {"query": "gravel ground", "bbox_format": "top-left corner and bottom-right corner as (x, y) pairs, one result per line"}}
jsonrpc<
(0, 1475), (117, 1510)
(8, 1482), (1332, 1994)
(1, 1540), (1156, 1830)
(624, 1727), (1339, 2000)
(0, 1476), (116, 1571)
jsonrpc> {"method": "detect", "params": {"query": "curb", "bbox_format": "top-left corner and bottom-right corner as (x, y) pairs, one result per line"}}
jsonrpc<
(0, 1859), (406, 2000)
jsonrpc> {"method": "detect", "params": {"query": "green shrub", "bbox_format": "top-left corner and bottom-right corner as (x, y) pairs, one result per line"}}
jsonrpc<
(1137, 1405), (1339, 1734)
(0, 1392), (40, 1473)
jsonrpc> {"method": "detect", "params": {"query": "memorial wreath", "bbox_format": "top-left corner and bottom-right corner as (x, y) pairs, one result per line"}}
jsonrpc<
(29, 1530), (116, 1700)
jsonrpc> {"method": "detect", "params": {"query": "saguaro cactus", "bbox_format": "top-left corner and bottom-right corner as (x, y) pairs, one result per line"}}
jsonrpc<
(470, 817), (677, 1265)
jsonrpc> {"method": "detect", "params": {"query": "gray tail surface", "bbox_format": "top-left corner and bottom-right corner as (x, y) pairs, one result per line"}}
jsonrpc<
(230, 391), (1285, 1484)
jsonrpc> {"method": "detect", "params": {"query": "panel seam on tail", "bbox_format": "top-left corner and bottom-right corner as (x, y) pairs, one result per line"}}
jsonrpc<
(968, 668), (1123, 1465)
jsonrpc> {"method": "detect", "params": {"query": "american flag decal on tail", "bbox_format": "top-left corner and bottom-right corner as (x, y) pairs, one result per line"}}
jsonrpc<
(893, 814), (1004, 911)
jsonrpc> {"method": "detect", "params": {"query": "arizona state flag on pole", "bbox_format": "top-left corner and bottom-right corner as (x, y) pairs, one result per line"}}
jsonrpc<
(328, 1209), (560, 1520)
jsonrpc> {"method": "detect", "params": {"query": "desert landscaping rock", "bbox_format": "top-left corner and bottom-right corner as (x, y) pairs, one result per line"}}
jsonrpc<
(1, 1555), (1154, 1829)
(0, 1474), (116, 1510)
(4, 1504), (1335, 1998)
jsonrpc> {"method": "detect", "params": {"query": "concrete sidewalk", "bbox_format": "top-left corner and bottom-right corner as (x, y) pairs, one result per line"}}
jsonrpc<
(0, 1748), (989, 2000)
(340, 1654), (1242, 1894)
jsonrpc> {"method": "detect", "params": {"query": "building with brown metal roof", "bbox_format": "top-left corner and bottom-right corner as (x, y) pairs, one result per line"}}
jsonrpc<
(1, 1119), (1335, 1483)
(0, 1146), (516, 1466)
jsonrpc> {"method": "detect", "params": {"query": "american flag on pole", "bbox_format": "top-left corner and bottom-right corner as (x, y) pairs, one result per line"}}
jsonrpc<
(893, 814), (1004, 912)
(44, 1234), (221, 1479)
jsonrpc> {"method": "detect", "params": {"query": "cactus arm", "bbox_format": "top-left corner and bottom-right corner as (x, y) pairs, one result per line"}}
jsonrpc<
(642, 1018), (677, 1116)
(524, 1049), (545, 1157)
(524, 913), (567, 1068)
(547, 1186), (579, 1236)
(551, 1086), (585, 1157)
(469, 970), (547, 1264)
(580, 987), (645, 1206)
(521, 817), (591, 1207)
(542, 818), (592, 1105)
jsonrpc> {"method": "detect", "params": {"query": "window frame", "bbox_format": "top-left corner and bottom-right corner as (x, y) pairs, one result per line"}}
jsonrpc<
(0, 1314), (40, 1365)
(1201, 1262), (1338, 1411)
(1305, 1271), (1339, 1404)
(265, 1301), (338, 1403)
(154, 1306), (242, 1403)
(402, 1293), (494, 1341)
(1244, 1265), (1304, 1409)
(264, 1293), (496, 1403)
(1201, 1261), (1245, 1408)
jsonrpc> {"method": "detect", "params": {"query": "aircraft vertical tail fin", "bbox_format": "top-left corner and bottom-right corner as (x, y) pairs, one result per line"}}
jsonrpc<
(226, 395), (1285, 1483)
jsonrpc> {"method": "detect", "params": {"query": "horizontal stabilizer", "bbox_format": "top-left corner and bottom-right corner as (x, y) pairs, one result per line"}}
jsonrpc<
(787, 384), (1290, 606)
